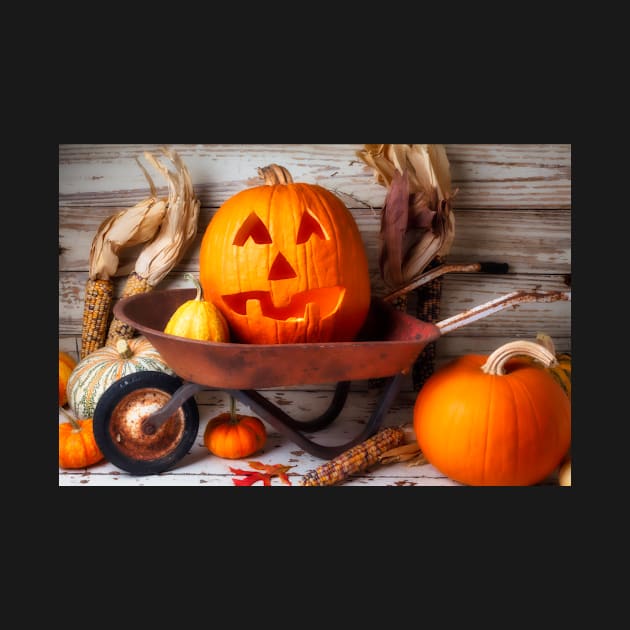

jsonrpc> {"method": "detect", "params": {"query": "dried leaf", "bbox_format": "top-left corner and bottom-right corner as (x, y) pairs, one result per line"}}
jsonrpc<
(230, 461), (295, 486)
(379, 169), (410, 287)
(247, 461), (295, 485)
(229, 468), (272, 486)
(357, 144), (457, 294)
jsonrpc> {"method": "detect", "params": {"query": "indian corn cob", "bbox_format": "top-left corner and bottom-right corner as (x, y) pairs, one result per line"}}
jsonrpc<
(106, 147), (200, 347)
(104, 271), (154, 344)
(300, 427), (405, 487)
(80, 278), (115, 360)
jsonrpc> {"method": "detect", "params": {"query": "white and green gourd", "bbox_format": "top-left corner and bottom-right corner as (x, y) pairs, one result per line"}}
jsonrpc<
(67, 337), (175, 419)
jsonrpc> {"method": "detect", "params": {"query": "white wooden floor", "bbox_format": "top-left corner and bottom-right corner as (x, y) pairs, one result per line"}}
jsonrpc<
(58, 385), (561, 487)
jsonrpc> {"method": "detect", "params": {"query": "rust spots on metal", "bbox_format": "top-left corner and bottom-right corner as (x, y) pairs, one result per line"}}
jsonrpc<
(108, 387), (185, 461)
(113, 292), (441, 389)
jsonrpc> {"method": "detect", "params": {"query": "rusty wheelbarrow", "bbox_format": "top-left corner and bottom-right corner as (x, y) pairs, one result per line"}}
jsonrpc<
(93, 288), (570, 475)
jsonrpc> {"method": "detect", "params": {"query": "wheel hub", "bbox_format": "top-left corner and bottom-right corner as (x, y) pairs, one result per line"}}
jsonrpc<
(109, 387), (186, 461)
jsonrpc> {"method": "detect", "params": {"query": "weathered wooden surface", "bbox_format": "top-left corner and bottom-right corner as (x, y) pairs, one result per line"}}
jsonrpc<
(58, 144), (571, 487)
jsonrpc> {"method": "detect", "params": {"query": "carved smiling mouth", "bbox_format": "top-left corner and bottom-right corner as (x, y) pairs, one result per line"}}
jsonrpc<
(222, 287), (345, 321)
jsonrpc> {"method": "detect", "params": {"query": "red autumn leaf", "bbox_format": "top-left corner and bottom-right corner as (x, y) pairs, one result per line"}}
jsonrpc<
(229, 467), (256, 476)
(229, 461), (295, 486)
(247, 460), (294, 485)
(229, 466), (271, 486)
(231, 472), (271, 486)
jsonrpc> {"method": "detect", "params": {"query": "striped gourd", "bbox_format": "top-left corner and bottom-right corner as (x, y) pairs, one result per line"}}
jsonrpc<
(521, 334), (571, 398)
(67, 336), (175, 419)
(549, 352), (571, 397)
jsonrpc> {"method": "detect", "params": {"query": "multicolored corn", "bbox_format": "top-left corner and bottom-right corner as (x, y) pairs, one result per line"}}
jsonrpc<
(80, 278), (114, 359)
(105, 271), (153, 346)
(300, 427), (406, 487)
(413, 257), (443, 391)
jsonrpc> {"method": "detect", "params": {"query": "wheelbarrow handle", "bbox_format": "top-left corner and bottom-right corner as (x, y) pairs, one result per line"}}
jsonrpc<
(436, 290), (571, 335)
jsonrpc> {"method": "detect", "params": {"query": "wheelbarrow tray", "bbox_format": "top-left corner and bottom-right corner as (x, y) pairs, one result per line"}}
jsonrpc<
(113, 289), (441, 390)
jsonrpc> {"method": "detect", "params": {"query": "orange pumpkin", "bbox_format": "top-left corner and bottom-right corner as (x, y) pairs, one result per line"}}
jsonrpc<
(413, 340), (571, 486)
(59, 407), (104, 469)
(203, 398), (267, 459)
(59, 351), (77, 406)
(199, 164), (371, 344)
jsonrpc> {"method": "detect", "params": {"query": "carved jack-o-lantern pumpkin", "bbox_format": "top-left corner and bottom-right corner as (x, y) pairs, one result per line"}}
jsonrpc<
(199, 164), (371, 345)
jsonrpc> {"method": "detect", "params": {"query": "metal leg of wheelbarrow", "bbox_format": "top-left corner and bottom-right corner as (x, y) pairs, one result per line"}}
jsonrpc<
(226, 373), (404, 460)
(230, 381), (352, 433)
(140, 374), (404, 461)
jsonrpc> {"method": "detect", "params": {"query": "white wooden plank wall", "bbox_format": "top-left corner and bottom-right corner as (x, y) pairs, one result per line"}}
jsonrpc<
(58, 144), (571, 486)
(59, 144), (571, 357)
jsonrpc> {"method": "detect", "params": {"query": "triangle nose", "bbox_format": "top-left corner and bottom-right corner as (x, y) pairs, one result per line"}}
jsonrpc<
(268, 252), (297, 280)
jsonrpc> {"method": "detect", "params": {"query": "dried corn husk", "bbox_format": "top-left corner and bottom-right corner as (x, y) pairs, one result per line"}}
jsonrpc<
(132, 147), (200, 287)
(378, 424), (429, 467)
(356, 144), (457, 296)
(106, 147), (200, 345)
(79, 181), (167, 358)
(89, 196), (167, 281)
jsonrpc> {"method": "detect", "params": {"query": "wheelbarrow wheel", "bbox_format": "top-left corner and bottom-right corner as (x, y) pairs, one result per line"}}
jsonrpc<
(93, 370), (199, 476)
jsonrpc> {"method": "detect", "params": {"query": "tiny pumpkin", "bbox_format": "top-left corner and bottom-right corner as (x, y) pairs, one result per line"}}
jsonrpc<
(199, 164), (371, 345)
(164, 272), (230, 342)
(59, 350), (77, 406)
(413, 339), (571, 486)
(59, 407), (104, 469)
(204, 397), (267, 459)
(67, 336), (175, 419)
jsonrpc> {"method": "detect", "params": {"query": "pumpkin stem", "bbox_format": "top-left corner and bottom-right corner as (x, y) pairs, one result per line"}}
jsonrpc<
(184, 272), (203, 302)
(115, 338), (134, 359)
(228, 396), (238, 424)
(59, 406), (82, 433)
(481, 340), (558, 376)
(535, 332), (557, 355)
(258, 164), (294, 186)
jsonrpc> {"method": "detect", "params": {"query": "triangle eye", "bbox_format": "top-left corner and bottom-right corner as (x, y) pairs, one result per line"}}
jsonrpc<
(296, 210), (327, 244)
(233, 212), (273, 246)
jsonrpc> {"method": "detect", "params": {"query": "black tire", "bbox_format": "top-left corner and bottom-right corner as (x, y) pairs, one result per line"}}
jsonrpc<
(93, 371), (199, 476)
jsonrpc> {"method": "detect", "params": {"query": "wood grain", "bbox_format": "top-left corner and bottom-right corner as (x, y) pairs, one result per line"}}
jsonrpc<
(59, 206), (571, 276)
(59, 144), (570, 209)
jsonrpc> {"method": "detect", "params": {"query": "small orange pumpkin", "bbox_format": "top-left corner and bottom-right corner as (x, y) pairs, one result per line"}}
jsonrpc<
(59, 407), (105, 469)
(413, 339), (571, 486)
(199, 164), (371, 345)
(203, 397), (267, 459)
(59, 351), (77, 406)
